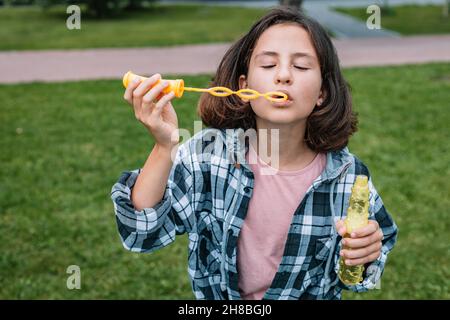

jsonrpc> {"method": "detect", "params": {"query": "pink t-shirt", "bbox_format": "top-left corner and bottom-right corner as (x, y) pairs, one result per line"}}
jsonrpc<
(237, 142), (327, 300)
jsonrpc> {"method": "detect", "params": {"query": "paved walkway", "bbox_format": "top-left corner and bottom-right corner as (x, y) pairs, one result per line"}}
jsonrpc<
(162, 0), (445, 38)
(1, 35), (449, 84)
(305, 0), (445, 38)
(304, 1), (400, 39)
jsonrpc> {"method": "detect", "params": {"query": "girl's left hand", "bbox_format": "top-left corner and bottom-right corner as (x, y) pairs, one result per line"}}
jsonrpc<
(335, 220), (384, 266)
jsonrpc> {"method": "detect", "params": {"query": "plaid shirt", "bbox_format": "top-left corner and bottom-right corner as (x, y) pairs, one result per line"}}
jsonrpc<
(111, 127), (398, 300)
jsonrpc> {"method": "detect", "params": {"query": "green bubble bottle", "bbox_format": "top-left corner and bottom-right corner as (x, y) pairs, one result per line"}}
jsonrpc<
(338, 175), (370, 285)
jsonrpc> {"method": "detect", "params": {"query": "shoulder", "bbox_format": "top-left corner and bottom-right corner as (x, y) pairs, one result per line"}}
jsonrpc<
(173, 127), (234, 168)
(336, 147), (372, 179)
(189, 127), (228, 147)
(340, 148), (384, 201)
(351, 154), (371, 178)
(181, 127), (236, 157)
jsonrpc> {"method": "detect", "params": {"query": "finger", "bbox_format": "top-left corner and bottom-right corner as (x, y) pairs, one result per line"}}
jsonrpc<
(335, 220), (347, 237)
(343, 251), (381, 266)
(350, 220), (379, 238)
(123, 77), (141, 103)
(132, 74), (162, 116)
(151, 91), (176, 119)
(340, 241), (382, 260)
(133, 73), (162, 97)
(342, 236), (371, 249)
(342, 229), (383, 249)
(141, 81), (170, 109)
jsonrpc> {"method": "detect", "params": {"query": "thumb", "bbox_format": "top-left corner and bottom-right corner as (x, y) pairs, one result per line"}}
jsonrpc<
(335, 220), (347, 237)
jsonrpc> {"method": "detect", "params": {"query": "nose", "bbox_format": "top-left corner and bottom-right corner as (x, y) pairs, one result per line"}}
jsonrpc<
(275, 65), (292, 85)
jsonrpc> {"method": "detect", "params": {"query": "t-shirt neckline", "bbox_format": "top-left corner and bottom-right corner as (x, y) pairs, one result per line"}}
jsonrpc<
(247, 142), (322, 176)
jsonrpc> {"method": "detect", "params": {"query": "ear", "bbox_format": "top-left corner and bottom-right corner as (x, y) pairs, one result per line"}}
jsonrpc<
(317, 89), (326, 106)
(238, 75), (250, 103)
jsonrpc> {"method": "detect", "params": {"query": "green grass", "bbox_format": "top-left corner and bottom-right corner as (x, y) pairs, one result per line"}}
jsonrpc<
(341, 63), (450, 299)
(334, 4), (450, 35)
(0, 4), (266, 51)
(1, 63), (449, 299)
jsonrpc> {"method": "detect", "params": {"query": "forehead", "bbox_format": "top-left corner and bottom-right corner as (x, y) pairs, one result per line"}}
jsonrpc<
(252, 23), (317, 60)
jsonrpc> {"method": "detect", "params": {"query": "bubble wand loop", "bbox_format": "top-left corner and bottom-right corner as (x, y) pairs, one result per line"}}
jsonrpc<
(122, 71), (288, 103)
(184, 86), (288, 103)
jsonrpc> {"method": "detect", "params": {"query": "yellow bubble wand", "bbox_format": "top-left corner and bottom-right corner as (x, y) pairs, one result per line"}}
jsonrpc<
(122, 71), (288, 103)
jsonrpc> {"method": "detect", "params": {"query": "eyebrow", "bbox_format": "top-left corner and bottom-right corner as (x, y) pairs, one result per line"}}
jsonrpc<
(255, 51), (315, 60)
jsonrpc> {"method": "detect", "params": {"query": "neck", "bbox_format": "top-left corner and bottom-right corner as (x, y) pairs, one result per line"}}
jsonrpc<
(252, 118), (317, 171)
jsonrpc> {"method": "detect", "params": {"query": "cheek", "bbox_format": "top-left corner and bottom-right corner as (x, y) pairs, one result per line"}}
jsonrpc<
(245, 70), (266, 93)
(245, 74), (271, 110)
(298, 72), (323, 101)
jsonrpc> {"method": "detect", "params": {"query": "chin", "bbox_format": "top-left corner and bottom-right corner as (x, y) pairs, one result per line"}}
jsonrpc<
(258, 114), (307, 126)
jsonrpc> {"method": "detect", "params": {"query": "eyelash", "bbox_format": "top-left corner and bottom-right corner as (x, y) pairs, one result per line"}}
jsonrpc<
(261, 65), (309, 70)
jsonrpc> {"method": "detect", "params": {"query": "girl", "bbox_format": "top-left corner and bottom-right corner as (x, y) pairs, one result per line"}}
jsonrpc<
(111, 7), (398, 300)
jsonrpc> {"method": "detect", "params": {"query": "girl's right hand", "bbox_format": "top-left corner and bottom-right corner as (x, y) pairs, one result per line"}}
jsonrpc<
(123, 73), (179, 150)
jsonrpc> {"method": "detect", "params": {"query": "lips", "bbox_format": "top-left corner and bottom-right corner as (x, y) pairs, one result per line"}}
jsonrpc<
(275, 89), (293, 101)
(271, 99), (293, 107)
(270, 89), (293, 107)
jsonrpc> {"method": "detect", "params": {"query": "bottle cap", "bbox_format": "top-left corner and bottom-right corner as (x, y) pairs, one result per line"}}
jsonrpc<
(122, 71), (133, 88)
(168, 79), (185, 98)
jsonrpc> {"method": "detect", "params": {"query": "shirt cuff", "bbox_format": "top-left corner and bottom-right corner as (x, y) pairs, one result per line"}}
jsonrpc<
(111, 169), (172, 233)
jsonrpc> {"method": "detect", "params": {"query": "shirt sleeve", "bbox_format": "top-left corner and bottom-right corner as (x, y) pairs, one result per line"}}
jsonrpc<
(334, 175), (399, 292)
(110, 142), (198, 253)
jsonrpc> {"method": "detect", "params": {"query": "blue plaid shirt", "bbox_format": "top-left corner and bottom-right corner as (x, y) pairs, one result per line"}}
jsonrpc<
(111, 128), (398, 300)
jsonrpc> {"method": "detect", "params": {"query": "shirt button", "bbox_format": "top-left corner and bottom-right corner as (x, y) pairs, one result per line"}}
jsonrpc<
(243, 187), (251, 193)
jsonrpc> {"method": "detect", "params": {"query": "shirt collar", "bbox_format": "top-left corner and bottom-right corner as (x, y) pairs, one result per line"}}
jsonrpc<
(220, 128), (352, 180)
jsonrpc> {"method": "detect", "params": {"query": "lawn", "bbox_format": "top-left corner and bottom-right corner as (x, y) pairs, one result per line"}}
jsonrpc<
(0, 4), (266, 51)
(333, 4), (450, 35)
(0, 63), (449, 299)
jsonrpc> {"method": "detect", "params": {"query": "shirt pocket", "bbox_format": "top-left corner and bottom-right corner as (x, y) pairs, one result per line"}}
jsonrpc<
(195, 215), (223, 276)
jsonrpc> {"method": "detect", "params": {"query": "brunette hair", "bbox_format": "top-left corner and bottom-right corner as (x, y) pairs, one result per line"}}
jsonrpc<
(197, 6), (358, 153)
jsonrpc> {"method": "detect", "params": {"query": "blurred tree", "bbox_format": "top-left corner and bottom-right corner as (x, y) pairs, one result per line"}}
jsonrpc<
(444, 0), (449, 18)
(125, 0), (144, 11)
(380, 0), (395, 16)
(279, 0), (303, 10)
(87, 0), (116, 18)
(39, 0), (155, 18)
(3, 0), (36, 5)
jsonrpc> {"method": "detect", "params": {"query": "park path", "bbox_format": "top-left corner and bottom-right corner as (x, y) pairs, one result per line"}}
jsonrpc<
(1, 34), (449, 84)
(162, 0), (445, 38)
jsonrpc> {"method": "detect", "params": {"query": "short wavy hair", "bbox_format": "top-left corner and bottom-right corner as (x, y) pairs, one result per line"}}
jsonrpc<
(197, 6), (358, 153)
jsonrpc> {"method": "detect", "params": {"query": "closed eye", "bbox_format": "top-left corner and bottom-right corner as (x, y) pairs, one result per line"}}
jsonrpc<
(261, 65), (310, 70)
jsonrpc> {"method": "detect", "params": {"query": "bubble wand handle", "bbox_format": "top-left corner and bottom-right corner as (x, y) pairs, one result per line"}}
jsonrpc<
(122, 71), (185, 98)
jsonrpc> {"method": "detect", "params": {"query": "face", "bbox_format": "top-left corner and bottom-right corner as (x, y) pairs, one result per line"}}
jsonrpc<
(239, 23), (324, 125)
